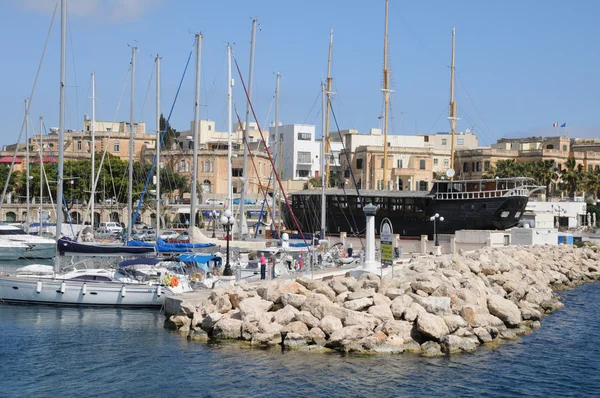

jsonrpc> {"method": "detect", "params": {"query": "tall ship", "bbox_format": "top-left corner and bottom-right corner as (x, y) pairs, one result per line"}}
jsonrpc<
(284, 177), (540, 237)
(282, 2), (543, 238)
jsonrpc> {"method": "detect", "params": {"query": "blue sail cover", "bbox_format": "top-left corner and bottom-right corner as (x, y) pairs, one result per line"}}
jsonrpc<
(178, 254), (221, 272)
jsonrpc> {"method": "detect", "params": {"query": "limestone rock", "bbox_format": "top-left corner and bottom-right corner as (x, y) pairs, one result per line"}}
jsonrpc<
(241, 320), (259, 340)
(385, 288), (405, 300)
(487, 294), (522, 327)
(319, 315), (343, 335)
(280, 292), (307, 309)
(238, 297), (273, 321)
(279, 280), (310, 295)
(334, 291), (351, 305)
(344, 310), (381, 331)
(213, 294), (233, 314)
(421, 341), (443, 356)
(327, 325), (371, 346)
(283, 332), (308, 348)
(344, 297), (373, 311)
(348, 288), (376, 301)
(306, 327), (327, 346)
(416, 312), (449, 341)
(165, 315), (191, 331)
(439, 334), (478, 354)
(272, 305), (300, 326)
(372, 293), (392, 306)
(281, 321), (309, 335)
(187, 328), (209, 341)
(404, 302), (426, 322)
(295, 310), (321, 329)
(367, 304), (394, 321)
(251, 332), (282, 346)
(382, 320), (414, 341)
(295, 277), (323, 291)
(201, 312), (223, 332)
(314, 285), (337, 301)
(330, 279), (348, 295)
(410, 280), (438, 294)
(212, 318), (242, 340)
(179, 300), (197, 317)
(473, 327), (493, 343)
(443, 314), (468, 333)
(301, 293), (347, 320)
(413, 296), (452, 315)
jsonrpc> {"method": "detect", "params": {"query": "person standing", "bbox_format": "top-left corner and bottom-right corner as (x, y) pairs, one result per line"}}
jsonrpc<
(270, 252), (277, 280)
(259, 252), (267, 280)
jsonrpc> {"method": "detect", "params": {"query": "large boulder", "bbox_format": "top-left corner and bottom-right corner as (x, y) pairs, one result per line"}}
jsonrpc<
(348, 288), (376, 301)
(280, 293), (307, 309)
(421, 341), (443, 356)
(295, 311), (321, 329)
(295, 277), (323, 291)
(330, 279), (348, 295)
(319, 315), (343, 335)
(372, 293), (392, 306)
(410, 280), (438, 294)
(201, 312), (223, 332)
(415, 312), (450, 341)
(283, 332), (308, 349)
(439, 334), (478, 354)
(344, 297), (374, 311)
(301, 293), (347, 320)
(442, 314), (468, 333)
(272, 305), (300, 326)
(212, 318), (242, 340)
(412, 296), (451, 315)
(238, 297), (273, 321)
(279, 280), (310, 295)
(315, 285), (337, 301)
(381, 320), (413, 341)
(487, 295), (522, 327)
(251, 332), (281, 346)
(213, 294), (233, 314)
(281, 321), (309, 335)
(327, 325), (371, 346)
(367, 305), (394, 321)
(385, 288), (405, 300)
(343, 310), (381, 331)
(306, 327), (327, 346)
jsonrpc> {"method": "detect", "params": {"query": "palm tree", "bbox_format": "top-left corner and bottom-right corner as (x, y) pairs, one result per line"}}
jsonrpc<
(584, 170), (600, 200)
(560, 157), (583, 199)
(531, 160), (558, 200)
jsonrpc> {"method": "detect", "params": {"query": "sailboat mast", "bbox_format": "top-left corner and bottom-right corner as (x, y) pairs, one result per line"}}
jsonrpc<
(190, 34), (202, 242)
(324, 30), (333, 188)
(382, 0), (390, 190)
(55, 0), (66, 268)
(155, 55), (161, 241)
(320, 83), (327, 239)
(275, 73), (282, 236)
(128, 46), (137, 242)
(25, 99), (30, 226)
(91, 72), (96, 230)
(227, 44), (233, 212)
(240, 18), (257, 240)
(449, 27), (457, 180)
(39, 116), (43, 228)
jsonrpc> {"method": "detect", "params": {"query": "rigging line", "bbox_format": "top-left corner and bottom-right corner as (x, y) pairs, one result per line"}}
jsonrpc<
(329, 99), (364, 248)
(301, 89), (323, 127)
(389, 2), (448, 68)
(66, 2), (79, 130)
(234, 106), (275, 224)
(131, 38), (196, 231)
(232, 52), (310, 249)
(253, 154), (277, 239)
(140, 61), (156, 121)
(425, 105), (450, 134)
(0, 0), (58, 210)
(456, 72), (495, 140)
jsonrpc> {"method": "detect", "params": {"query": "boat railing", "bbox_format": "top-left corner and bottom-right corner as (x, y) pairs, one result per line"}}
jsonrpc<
(435, 187), (530, 200)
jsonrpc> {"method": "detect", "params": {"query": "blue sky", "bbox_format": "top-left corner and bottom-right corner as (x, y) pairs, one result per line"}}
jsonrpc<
(2, 0), (599, 147)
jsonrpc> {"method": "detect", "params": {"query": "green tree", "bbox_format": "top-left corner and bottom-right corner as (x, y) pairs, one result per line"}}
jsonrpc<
(159, 114), (178, 150)
(584, 170), (600, 200)
(531, 160), (558, 200)
(560, 157), (583, 199)
(0, 164), (20, 195)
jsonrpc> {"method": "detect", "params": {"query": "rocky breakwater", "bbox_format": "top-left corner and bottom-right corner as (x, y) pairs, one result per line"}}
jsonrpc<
(165, 244), (600, 355)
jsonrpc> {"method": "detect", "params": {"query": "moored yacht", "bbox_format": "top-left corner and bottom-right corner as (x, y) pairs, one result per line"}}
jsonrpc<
(0, 224), (55, 259)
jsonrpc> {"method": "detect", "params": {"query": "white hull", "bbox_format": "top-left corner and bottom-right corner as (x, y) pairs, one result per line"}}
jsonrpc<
(20, 243), (56, 259)
(0, 276), (174, 307)
(0, 246), (27, 261)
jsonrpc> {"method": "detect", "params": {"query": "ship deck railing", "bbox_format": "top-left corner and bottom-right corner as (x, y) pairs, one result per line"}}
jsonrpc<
(435, 188), (528, 200)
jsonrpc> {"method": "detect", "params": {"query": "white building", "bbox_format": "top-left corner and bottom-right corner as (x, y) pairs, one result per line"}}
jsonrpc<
(269, 124), (320, 180)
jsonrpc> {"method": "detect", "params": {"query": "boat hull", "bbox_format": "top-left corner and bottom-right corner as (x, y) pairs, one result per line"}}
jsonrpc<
(0, 247), (27, 261)
(57, 238), (156, 256)
(0, 277), (168, 308)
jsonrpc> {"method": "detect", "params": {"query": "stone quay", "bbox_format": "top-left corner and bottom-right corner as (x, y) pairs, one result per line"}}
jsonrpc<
(164, 244), (600, 355)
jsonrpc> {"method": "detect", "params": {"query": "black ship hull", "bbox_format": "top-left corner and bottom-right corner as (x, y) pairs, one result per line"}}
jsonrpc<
(283, 185), (531, 238)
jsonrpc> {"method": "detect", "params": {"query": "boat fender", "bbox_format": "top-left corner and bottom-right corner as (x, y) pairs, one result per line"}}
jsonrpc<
(82, 283), (87, 295)
(170, 276), (179, 288)
(36, 280), (42, 294)
(60, 281), (66, 294)
(341, 252), (346, 258)
(121, 285), (127, 298)
(192, 273), (203, 283)
(156, 285), (162, 297)
(163, 274), (172, 286)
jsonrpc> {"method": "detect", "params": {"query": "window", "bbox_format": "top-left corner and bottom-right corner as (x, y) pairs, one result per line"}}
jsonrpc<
(356, 158), (363, 170)
(433, 158), (438, 165)
(296, 169), (309, 178)
(547, 144), (554, 149)
(503, 235), (510, 245)
(113, 140), (120, 152)
(419, 181), (428, 191)
(472, 162), (475, 172)
(77, 141), (82, 151)
(208, 125), (212, 131)
(381, 158), (384, 168)
(563, 145), (567, 151)
(419, 159), (426, 170)
(484, 161), (490, 171)
(463, 162), (469, 172)
(397, 159), (403, 168)
(86, 125), (90, 132)
(424, 136), (429, 142)
(457, 138), (464, 145)
(444, 159), (449, 166)
(476, 162), (482, 172)
(297, 151), (311, 164)
(442, 139), (447, 146)
(589, 165), (593, 172)
(297, 132), (311, 140)
(188, 141), (193, 149)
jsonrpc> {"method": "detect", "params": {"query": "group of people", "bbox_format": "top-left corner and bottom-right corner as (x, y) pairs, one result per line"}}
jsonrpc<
(258, 250), (308, 280)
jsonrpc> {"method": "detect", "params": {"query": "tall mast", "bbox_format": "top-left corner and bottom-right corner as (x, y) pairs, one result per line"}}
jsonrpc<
(227, 44), (233, 212)
(55, 0), (66, 269)
(324, 30), (333, 188)
(275, 73), (283, 236)
(128, 46), (137, 243)
(90, 72), (96, 230)
(190, 34), (202, 242)
(320, 83), (327, 239)
(25, 99), (30, 226)
(239, 18), (257, 240)
(39, 116), (43, 228)
(382, 0), (391, 190)
(448, 27), (457, 180)
(155, 55), (161, 240)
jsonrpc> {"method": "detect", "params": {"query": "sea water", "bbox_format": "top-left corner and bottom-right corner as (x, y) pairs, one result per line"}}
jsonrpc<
(0, 282), (599, 397)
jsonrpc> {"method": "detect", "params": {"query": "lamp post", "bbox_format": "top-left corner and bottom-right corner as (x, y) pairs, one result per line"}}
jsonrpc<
(429, 213), (444, 246)
(220, 209), (235, 276)
(211, 210), (217, 238)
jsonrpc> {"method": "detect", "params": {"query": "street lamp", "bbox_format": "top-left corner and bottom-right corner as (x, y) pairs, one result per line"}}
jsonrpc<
(429, 213), (444, 246)
(220, 209), (235, 276)
(211, 210), (217, 238)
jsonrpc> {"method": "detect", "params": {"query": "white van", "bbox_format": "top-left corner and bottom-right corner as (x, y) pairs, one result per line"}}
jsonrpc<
(99, 222), (123, 233)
